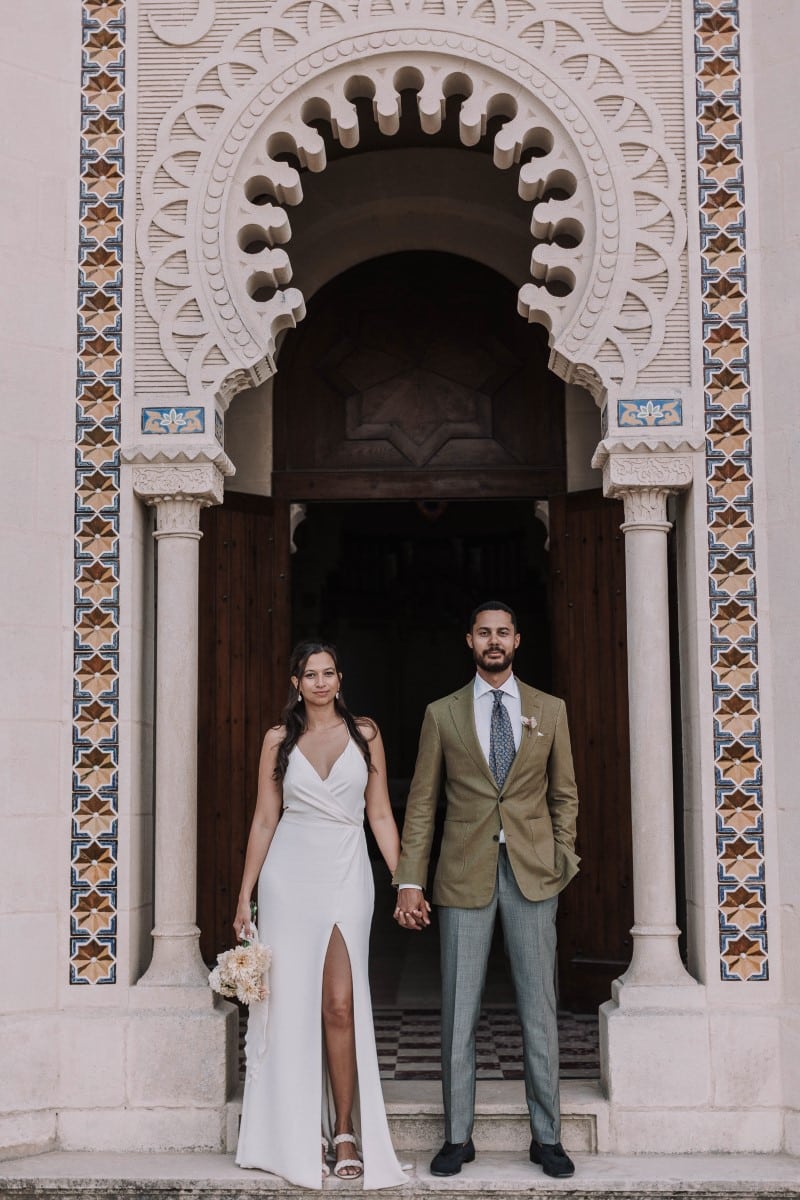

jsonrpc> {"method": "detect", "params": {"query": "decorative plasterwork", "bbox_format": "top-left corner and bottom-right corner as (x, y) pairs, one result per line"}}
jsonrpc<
(138, 0), (686, 408)
(597, 441), (695, 526)
(601, 449), (695, 491)
(695, 0), (767, 981)
(147, 0), (215, 46)
(132, 462), (226, 508)
(603, 0), (673, 35)
(71, 0), (126, 985)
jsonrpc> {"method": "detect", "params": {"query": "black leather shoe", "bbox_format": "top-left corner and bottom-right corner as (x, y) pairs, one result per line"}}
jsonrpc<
(430, 1137), (476, 1176)
(530, 1138), (575, 1178)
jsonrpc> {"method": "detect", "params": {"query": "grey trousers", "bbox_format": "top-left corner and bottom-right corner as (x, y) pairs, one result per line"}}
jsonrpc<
(438, 848), (560, 1144)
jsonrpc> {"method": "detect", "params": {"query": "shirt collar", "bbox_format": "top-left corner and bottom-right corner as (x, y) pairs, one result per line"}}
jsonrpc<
(473, 673), (519, 701)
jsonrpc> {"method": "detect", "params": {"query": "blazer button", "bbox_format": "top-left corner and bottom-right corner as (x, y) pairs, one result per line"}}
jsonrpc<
(492, 834), (499, 842)
(498, 795), (504, 803)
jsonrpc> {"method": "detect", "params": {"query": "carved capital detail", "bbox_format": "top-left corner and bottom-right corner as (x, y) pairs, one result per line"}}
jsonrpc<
(617, 487), (670, 529)
(132, 462), (225, 511)
(601, 451), (694, 530)
(605, 453), (694, 491)
(152, 496), (205, 539)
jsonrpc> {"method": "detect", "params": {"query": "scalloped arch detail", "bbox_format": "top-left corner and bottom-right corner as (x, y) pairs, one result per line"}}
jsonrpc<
(138, 0), (686, 406)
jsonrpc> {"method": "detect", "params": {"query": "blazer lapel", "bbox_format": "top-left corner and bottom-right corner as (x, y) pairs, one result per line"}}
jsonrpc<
(500, 681), (545, 791)
(448, 684), (497, 788)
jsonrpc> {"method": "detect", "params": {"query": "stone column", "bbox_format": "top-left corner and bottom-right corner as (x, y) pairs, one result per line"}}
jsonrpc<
(116, 458), (237, 1149)
(133, 464), (224, 988)
(614, 482), (694, 988)
(596, 445), (709, 1126)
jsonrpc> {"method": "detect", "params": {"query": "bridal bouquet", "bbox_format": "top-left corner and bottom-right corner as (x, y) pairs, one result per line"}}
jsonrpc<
(208, 918), (271, 1006)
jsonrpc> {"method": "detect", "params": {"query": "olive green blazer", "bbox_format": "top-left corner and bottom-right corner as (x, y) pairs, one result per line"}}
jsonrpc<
(393, 680), (580, 907)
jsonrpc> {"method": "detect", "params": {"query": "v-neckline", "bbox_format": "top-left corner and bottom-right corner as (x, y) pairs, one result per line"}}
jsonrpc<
(295, 737), (351, 783)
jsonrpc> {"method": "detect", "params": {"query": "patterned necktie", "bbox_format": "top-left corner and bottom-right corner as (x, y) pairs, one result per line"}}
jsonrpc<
(489, 689), (516, 788)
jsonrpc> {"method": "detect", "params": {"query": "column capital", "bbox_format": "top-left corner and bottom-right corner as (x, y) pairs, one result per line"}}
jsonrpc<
(616, 487), (671, 531)
(592, 440), (697, 531)
(131, 462), (225, 539)
(152, 496), (205, 539)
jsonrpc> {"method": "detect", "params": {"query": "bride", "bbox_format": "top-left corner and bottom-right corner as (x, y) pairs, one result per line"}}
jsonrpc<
(233, 640), (422, 1188)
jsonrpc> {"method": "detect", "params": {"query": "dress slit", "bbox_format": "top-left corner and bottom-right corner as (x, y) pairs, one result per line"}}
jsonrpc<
(321, 921), (363, 1149)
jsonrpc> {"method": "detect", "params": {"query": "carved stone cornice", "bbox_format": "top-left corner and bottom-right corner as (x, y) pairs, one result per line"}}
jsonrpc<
(591, 434), (703, 470)
(123, 441), (235, 477)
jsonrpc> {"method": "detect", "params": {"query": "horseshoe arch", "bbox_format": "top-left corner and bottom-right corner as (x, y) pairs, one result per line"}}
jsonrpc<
(137, 1), (686, 411)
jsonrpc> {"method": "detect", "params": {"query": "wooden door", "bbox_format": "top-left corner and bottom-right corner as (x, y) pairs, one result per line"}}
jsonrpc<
(196, 494), (290, 964)
(549, 490), (634, 1011)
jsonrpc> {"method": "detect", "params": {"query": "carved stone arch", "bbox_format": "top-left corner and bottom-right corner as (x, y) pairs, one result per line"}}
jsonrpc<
(137, 0), (686, 410)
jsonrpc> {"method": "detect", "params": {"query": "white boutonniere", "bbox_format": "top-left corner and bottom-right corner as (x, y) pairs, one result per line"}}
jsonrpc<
(521, 715), (538, 737)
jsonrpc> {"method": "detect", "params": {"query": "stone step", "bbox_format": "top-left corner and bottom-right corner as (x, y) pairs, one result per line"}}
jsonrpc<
(2, 1150), (799, 1199)
(225, 1079), (605, 1154)
(382, 1079), (603, 1154)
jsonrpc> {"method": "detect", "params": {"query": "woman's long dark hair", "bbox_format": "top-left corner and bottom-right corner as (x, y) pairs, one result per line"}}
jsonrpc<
(273, 640), (375, 782)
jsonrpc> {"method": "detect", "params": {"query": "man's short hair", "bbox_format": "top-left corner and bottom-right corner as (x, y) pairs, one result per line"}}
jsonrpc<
(468, 601), (518, 631)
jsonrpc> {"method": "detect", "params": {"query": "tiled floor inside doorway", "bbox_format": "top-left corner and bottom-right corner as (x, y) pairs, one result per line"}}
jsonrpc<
(374, 1007), (600, 1080)
(238, 1008), (600, 1082)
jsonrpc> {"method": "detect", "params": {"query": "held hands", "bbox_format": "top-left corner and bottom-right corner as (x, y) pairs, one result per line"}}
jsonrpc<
(393, 887), (431, 932)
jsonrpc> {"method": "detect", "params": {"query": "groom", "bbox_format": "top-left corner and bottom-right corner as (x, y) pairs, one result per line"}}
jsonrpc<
(393, 601), (580, 1179)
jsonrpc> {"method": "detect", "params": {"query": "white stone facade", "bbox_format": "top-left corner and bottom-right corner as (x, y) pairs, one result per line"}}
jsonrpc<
(0, 0), (798, 1161)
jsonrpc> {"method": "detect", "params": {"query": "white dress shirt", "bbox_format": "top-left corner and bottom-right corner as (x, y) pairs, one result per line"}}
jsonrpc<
(472, 673), (522, 760)
(473, 673), (521, 842)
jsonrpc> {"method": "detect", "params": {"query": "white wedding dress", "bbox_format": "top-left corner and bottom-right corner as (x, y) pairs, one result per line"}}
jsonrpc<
(235, 737), (407, 1190)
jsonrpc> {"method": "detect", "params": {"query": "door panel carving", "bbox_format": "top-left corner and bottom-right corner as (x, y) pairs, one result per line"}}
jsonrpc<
(274, 253), (565, 499)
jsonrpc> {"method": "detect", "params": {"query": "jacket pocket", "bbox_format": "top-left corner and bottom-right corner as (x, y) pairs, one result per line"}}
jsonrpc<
(527, 814), (556, 872)
(438, 819), (468, 881)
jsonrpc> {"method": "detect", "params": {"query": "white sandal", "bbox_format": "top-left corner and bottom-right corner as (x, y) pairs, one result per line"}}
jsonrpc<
(321, 1136), (331, 1179)
(332, 1132), (363, 1179)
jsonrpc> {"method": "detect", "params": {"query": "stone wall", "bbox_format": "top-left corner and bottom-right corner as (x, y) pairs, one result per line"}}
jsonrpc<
(746, 0), (800, 1154)
(0, 0), (82, 1157)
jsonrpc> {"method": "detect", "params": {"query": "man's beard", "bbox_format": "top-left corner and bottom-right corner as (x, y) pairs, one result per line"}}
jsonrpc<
(474, 648), (515, 674)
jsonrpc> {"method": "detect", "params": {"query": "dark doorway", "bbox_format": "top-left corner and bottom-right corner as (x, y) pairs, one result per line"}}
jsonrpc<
(196, 249), (635, 1019)
(291, 499), (552, 786)
(291, 498), (551, 1007)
